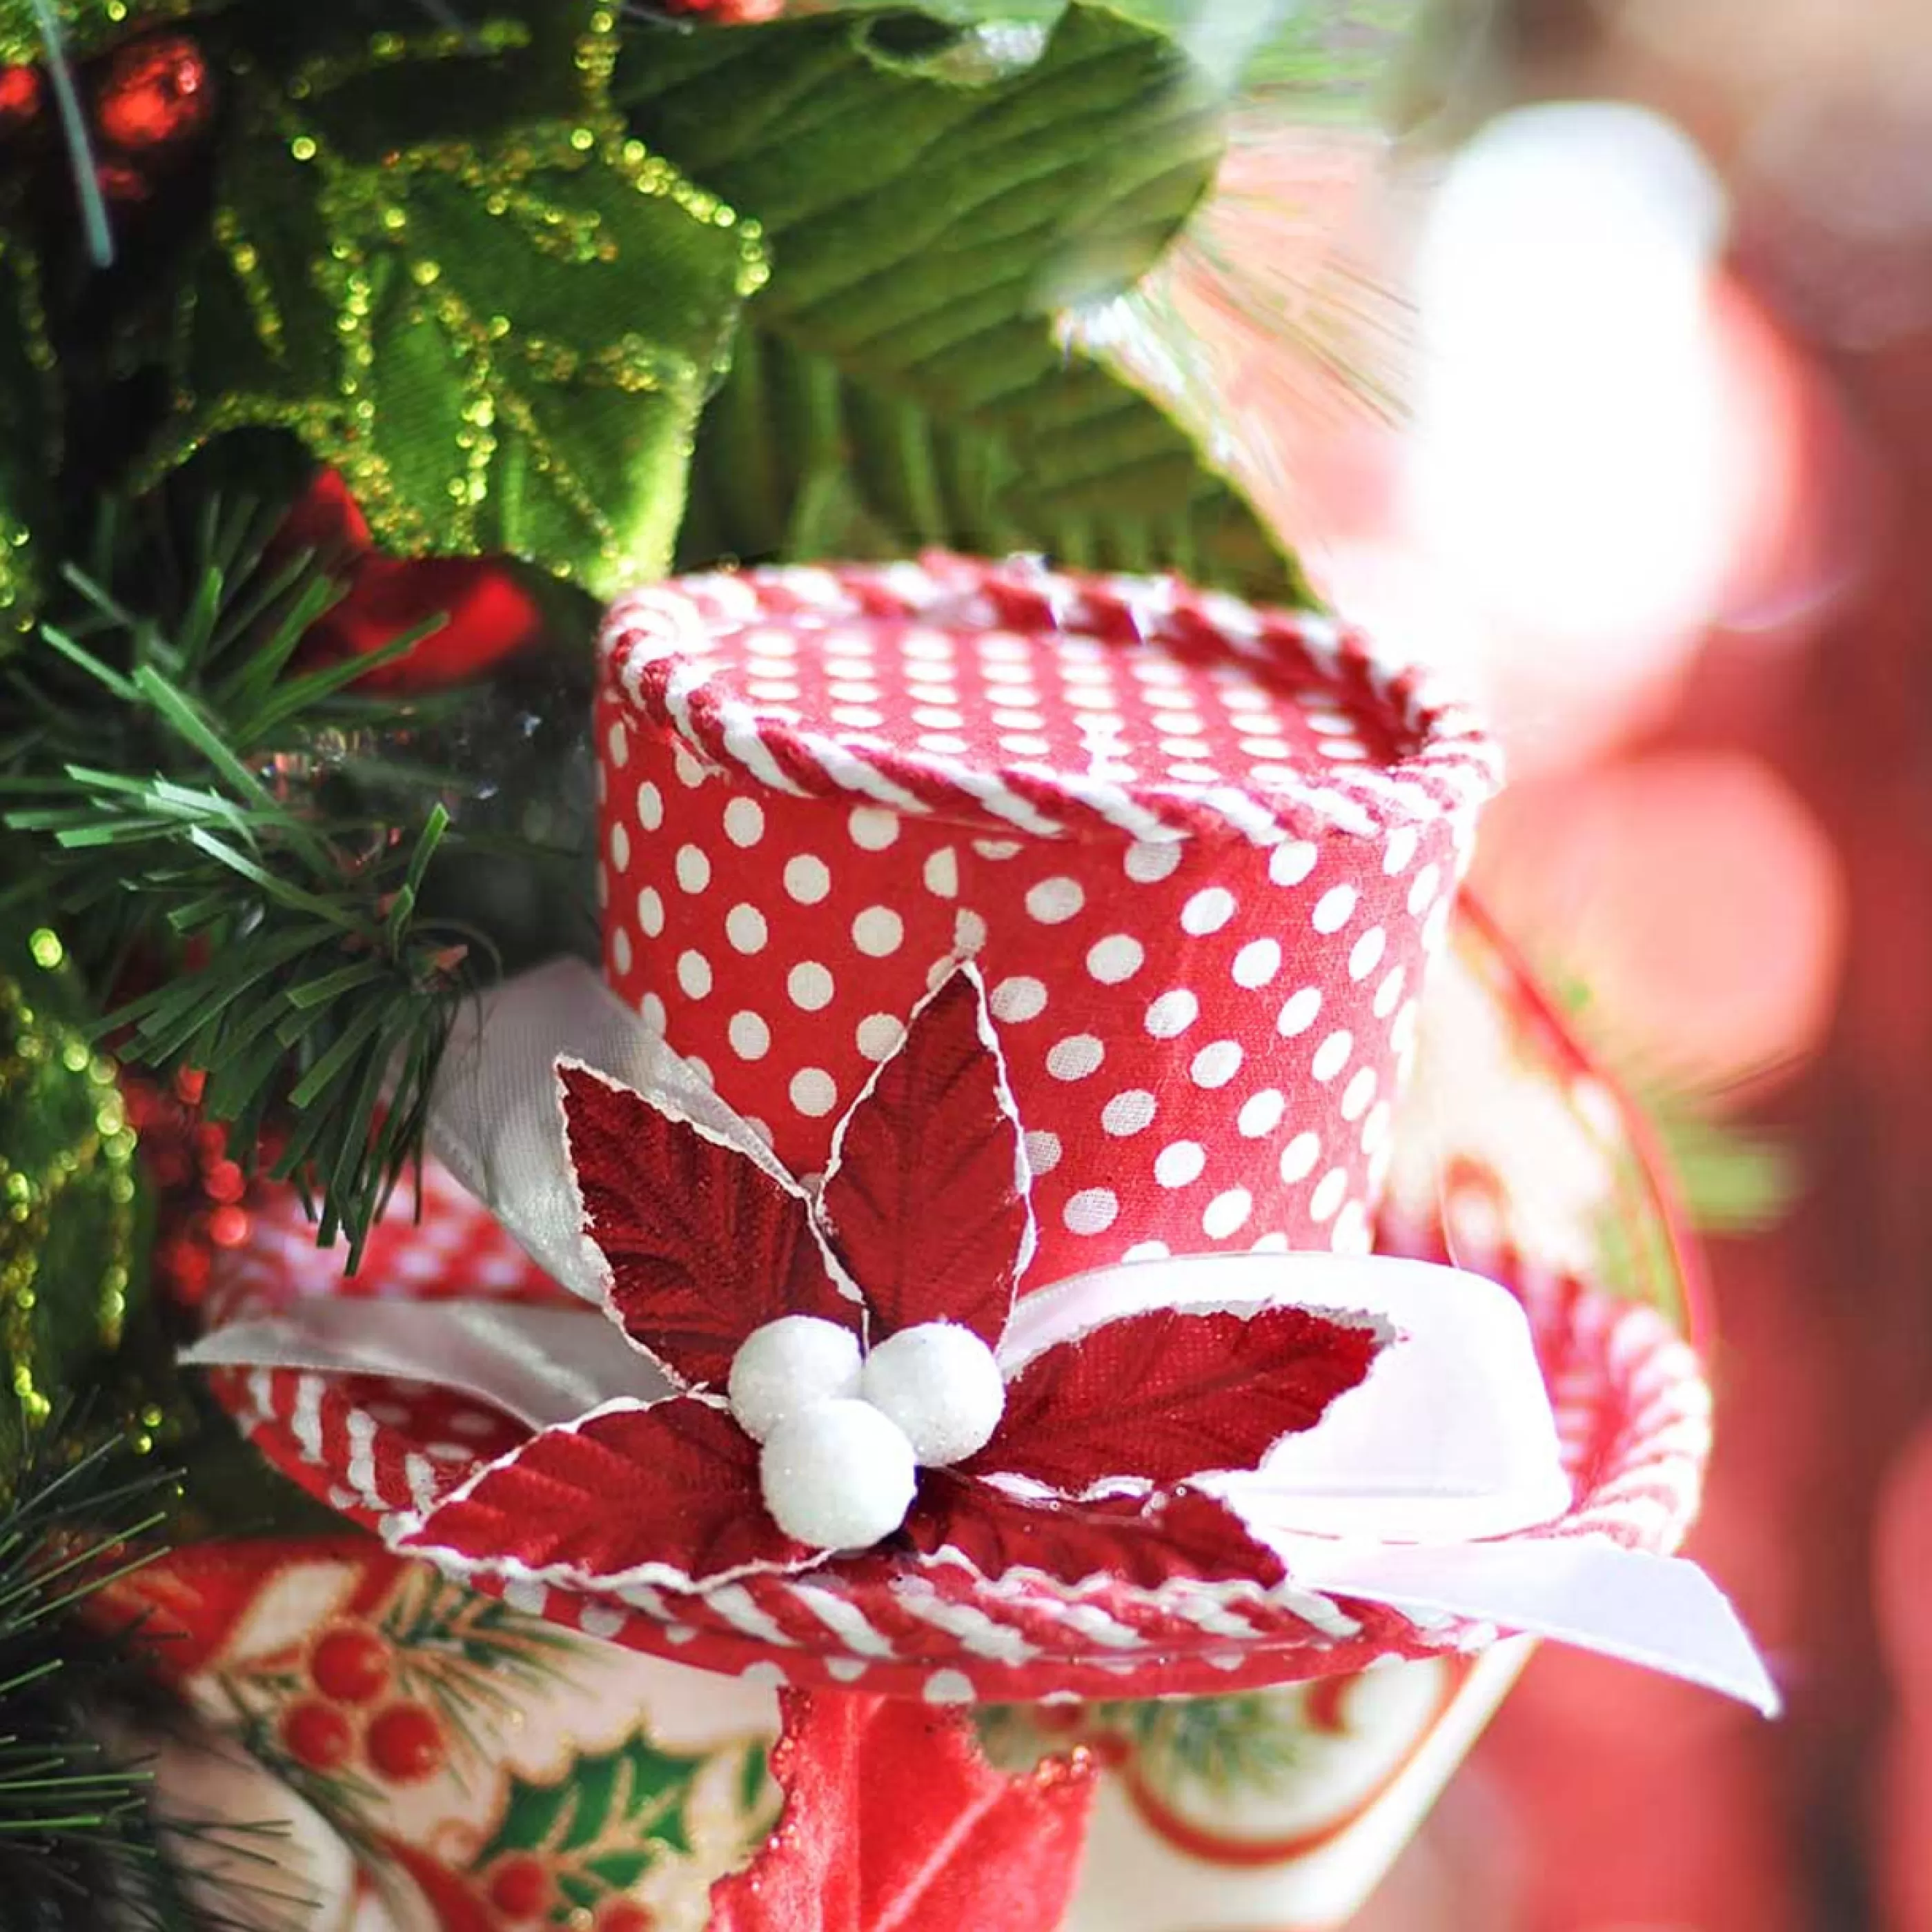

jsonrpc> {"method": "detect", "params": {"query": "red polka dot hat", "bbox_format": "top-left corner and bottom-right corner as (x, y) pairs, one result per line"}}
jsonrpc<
(188, 552), (1771, 1716)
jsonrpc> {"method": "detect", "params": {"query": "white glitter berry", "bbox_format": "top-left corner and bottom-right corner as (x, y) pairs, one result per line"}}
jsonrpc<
(760, 1399), (918, 1549)
(859, 1321), (1007, 1467)
(727, 1314), (862, 1443)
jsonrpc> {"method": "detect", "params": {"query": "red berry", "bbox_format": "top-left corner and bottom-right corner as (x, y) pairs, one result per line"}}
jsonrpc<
(486, 1855), (553, 1922)
(594, 1902), (655, 1932)
(279, 1698), (355, 1773)
(366, 1701), (446, 1784)
(310, 1625), (392, 1706)
(0, 66), (41, 131)
(94, 34), (216, 152)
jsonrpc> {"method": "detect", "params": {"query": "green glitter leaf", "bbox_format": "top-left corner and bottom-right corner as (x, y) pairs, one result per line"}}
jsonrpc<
(621, 5), (1294, 598)
(153, 7), (764, 598)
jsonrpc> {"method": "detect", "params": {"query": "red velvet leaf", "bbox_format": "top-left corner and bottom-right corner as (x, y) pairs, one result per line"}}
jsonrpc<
(562, 1061), (856, 1388)
(978, 1307), (1386, 1495)
(709, 1688), (1095, 1932)
(816, 972), (1027, 1344)
(402, 1397), (810, 1586)
(903, 1472), (1284, 1592)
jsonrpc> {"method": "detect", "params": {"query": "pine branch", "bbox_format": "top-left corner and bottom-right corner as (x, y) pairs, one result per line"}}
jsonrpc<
(0, 493), (496, 1268)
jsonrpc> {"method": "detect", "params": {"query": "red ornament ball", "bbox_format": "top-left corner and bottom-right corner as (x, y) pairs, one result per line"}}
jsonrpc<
(0, 65), (41, 132)
(486, 1854), (554, 1922)
(309, 1625), (393, 1706)
(95, 33), (216, 152)
(279, 1699), (355, 1773)
(366, 1701), (447, 1784)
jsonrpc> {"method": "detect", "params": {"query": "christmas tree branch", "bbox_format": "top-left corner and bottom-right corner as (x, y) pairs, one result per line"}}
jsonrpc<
(0, 496), (499, 1268)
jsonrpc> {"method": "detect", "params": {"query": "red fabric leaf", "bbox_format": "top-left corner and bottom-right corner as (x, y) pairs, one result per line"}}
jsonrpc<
(978, 1306), (1386, 1495)
(904, 1472), (1285, 1592)
(562, 1061), (856, 1388)
(709, 1688), (1095, 1932)
(816, 972), (1027, 1345)
(401, 1398), (810, 1586)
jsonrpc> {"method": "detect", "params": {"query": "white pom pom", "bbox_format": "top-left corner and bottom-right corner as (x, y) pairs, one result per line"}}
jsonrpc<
(727, 1315), (862, 1443)
(860, 1321), (1007, 1467)
(760, 1399), (918, 1549)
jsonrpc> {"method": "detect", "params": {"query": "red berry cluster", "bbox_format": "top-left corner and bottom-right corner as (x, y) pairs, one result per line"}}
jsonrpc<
(277, 1624), (447, 1786)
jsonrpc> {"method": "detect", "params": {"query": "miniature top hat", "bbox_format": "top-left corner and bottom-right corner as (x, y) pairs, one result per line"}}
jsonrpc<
(593, 551), (1499, 1274)
(185, 553), (1770, 1721)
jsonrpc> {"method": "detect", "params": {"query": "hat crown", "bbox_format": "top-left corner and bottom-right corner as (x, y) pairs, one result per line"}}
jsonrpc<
(596, 555), (1496, 1283)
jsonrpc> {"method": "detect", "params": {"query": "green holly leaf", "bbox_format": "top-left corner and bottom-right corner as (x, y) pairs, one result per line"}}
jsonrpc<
(150, 8), (765, 597)
(621, 5), (1298, 598)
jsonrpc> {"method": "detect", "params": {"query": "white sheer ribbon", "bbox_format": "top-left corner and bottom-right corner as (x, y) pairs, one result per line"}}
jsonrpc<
(181, 959), (1777, 1715)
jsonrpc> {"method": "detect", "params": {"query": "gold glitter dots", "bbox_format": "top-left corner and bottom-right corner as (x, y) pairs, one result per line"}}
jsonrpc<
(290, 134), (318, 163)
(26, 929), (60, 969)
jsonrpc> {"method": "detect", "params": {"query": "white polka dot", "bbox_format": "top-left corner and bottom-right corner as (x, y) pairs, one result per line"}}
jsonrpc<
(791, 1069), (838, 1117)
(1311, 1029), (1352, 1083)
(636, 780), (664, 830)
(729, 1011), (771, 1061)
(639, 992), (667, 1035)
(923, 849), (959, 897)
(1310, 1167), (1350, 1223)
(1313, 885), (1357, 934)
(848, 807), (898, 850)
(1360, 1101), (1393, 1156)
(991, 976), (1047, 1023)
(1232, 939), (1282, 989)
(788, 962), (835, 1011)
(612, 926), (633, 976)
(677, 950), (712, 999)
(1190, 1040), (1243, 1089)
(1086, 935), (1144, 985)
(1027, 878), (1085, 925)
(1145, 989), (1199, 1038)
(953, 909), (987, 953)
(633, 886), (664, 938)
(1025, 1130), (1063, 1176)
(1123, 1240), (1171, 1262)
(1250, 1231), (1290, 1254)
(1383, 826), (1418, 876)
(1181, 887), (1236, 936)
(1374, 964), (1406, 1020)
(1269, 840), (1317, 887)
(676, 844), (711, 893)
(852, 907), (904, 958)
(1047, 1034), (1104, 1081)
(1391, 1000), (1421, 1061)
(1422, 896), (1452, 958)
(1064, 1188), (1119, 1235)
(1102, 1089), (1156, 1136)
(914, 706), (965, 729)
(607, 720), (630, 769)
(1238, 1090), (1285, 1137)
(829, 680), (881, 703)
(1124, 841), (1182, 883)
(1277, 987), (1322, 1036)
(727, 903), (767, 954)
(1341, 1066), (1378, 1122)
(975, 840), (1022, 860)
(1280, 1132), (1321, 1183)
(1331, 1201), (1372, 1255)
(856, 1014), (904, 1061)
(1349, 927), (1387, 980)
(673, 745), (709, 788)
(785, 855), (831, 904)
(1408, 864), (1442, 916)
(719, 797), (762, 848)
(1001, 733), (1052, 756)
(836, 706), (887, 729)
(609, 822), (631, 873)
(1203, 1189), (1253, 1239)
(1155, 1141), (1205, 1187)
(918, 732), (967, 754)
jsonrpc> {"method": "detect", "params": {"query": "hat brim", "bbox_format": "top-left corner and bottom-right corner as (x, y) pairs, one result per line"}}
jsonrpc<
(199, 896), (1706, 1703)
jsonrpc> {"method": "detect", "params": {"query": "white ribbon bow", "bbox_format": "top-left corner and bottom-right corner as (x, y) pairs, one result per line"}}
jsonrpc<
(184, 960), (1777, 1715)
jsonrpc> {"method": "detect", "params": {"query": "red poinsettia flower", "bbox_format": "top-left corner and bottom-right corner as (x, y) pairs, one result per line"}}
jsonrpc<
(400, 968), (1384, 1594)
